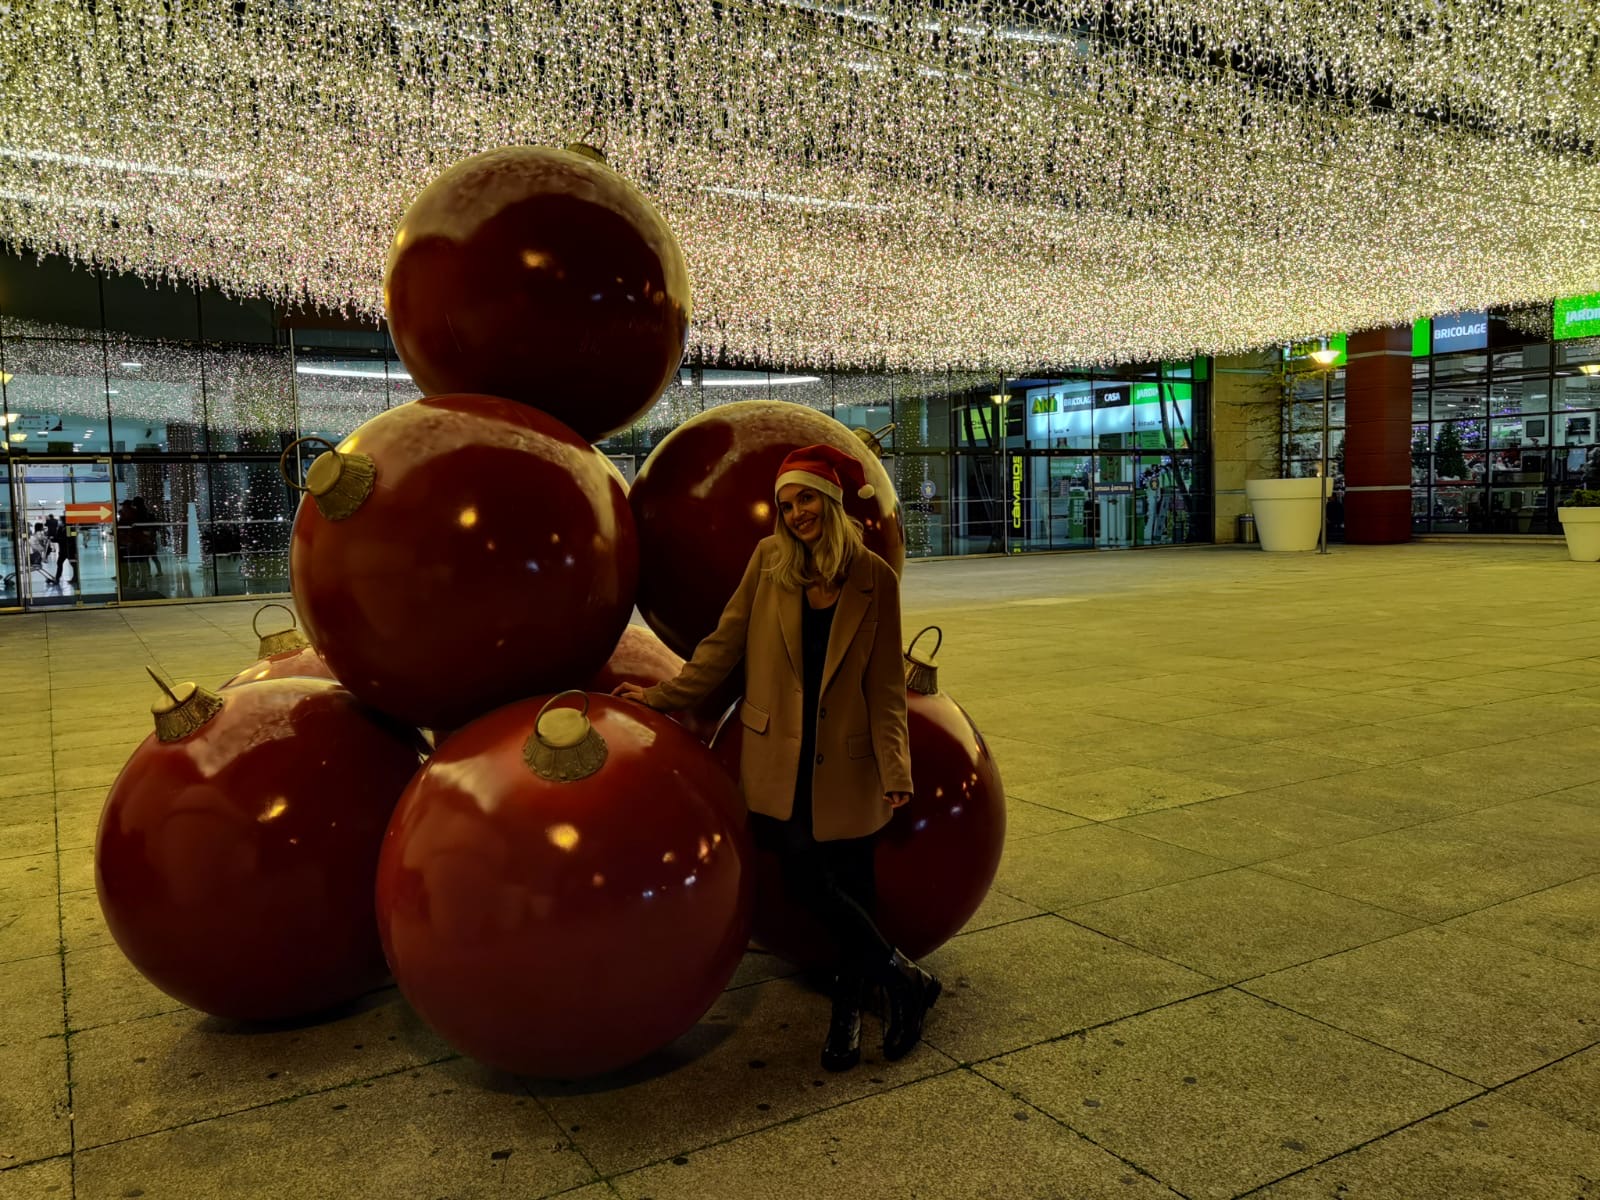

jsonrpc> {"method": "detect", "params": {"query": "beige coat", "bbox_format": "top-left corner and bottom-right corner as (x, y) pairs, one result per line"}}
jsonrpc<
(642, 536), (912, 841)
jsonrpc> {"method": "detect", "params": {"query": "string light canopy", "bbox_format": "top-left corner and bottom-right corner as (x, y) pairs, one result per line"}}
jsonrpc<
(2, 0), (1598, 371)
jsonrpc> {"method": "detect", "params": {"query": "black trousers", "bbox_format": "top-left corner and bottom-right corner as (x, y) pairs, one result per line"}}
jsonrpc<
(752, 811), (892, 979)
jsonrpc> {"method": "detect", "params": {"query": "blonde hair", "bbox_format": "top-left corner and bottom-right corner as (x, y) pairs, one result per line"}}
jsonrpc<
(770, 491), (865, 591)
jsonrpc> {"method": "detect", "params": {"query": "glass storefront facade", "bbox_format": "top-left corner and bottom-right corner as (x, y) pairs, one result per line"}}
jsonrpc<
(0, 248), (1213, 611)
(1280, 306), (1600, 537)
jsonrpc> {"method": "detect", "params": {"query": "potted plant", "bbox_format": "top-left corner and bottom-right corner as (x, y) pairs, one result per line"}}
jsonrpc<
(1557, 489), (1600, 562)
(1245, 475), (1332, 551)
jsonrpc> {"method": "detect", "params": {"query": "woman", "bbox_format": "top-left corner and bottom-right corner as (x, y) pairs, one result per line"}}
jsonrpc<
(615, 443), (940, 1071)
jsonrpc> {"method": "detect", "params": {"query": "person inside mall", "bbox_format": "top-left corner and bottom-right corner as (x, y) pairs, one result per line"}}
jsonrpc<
(615, 444), (941, 1072)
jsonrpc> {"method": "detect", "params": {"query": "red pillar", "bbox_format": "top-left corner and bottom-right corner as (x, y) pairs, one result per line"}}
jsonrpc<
(1344, 327), (1413, 543)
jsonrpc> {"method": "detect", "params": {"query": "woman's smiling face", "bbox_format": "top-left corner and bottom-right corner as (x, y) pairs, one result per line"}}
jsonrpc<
(778, 483), (825, 546)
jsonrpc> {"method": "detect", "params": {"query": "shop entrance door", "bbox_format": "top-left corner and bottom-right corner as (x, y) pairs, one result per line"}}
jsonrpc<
(1095, 453), (1136, 548)
(11, 460), (120, 608)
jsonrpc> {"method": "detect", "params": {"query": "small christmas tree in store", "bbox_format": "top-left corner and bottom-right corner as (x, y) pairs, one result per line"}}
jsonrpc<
(1434, 420), (1468, 480)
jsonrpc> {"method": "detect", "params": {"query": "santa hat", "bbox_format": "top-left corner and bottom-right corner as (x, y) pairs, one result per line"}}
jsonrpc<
(774, 443), (876, 503)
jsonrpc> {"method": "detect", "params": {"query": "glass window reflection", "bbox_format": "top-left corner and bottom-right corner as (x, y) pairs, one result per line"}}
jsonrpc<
(0, 338), (109, 455)
(204, 345), (294, 453)
(106, 339), (205, 453)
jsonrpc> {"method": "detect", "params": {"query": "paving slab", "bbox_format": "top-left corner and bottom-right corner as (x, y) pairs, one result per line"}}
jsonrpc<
(74, 1057), (596, 1200)
(0, 1157), (71, 1198)
(69, 986), (455, 1147)
(1109, 789), (1391, 864)
(535, 975), (955, 1176)
(1255, 817), (1597, 922)
(1441, 872), (1600, 971)
(65, 941), (187, 1031)
(1064, 868), (1421, 982)
(1244, 925), (1600, 1086)
(1019, 763), (1240, 821)
(993, 823), (1231, 911)
(1002, 795), (1091, 840)
(922, 915), (1216, 1063)
(1253, 1093), (1600, 1200)
(0, 1036), (71, 1167)
(0, 853), (59, 964)
(976, 989), (1478, 1200)
(1495, 1045), (1600, 1137)
(610, 1070), (1181, 1200)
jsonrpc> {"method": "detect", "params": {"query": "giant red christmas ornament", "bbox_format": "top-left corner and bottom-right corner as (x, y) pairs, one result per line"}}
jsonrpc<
(711, 627), (1004, 964)
(96, 673), (425, 1021)
(286, 395), (637, 730)
(383, 145), (691, 442)
(630, 400), (903, 659)
(376, 692), (752, 1078)
(587, 624), (726, 745)
(221, 603), (335, 689)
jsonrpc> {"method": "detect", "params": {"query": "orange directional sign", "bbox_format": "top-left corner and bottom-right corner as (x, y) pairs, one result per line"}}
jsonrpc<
(65, 502), (115, 525)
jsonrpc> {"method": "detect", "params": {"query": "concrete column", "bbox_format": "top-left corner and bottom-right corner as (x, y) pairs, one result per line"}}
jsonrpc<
(1344, 327), (1413, 543)
(1210, 350), (1282, 541)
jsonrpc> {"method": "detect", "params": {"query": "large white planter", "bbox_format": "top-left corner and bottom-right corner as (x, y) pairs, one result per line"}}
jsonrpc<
(1558, 507), (1600, 562)
(1246, 477), (1331, 552)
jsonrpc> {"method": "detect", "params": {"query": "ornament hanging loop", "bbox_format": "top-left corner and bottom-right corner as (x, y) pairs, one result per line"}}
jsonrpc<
(251, 602), (311, 657)
(852, 422), (897, 459)
(278, 436), (338, 492)
(904, 625), (942, 695)
(252, 602), (299, 641)
(526, 690), (608, 782)
(278, 435), (376, 521)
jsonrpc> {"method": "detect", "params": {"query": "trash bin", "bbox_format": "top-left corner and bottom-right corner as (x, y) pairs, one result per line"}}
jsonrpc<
(1237, 513), (1258, 544)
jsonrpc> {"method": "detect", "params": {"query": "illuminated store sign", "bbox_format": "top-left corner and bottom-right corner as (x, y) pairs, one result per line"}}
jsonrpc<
(1554, 293), (1600, 341)
(1024, 381), (1193, 447)
(1010, 455), (1023, 530)
(1431, 311), (1488, 353)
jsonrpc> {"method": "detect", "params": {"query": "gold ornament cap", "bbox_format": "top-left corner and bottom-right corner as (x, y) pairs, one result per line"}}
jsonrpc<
(852, 422), (896, 460)
(524, 691), (609, 782)
(279, 436), (376, 522)
(564, 142), (608, 164)
(904, 625), (942, 696)
(252, 603), (311, 658)
(147, 667), (225, 742)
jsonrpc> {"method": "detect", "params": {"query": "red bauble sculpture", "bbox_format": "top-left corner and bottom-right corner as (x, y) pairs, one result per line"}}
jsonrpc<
(96, 675), (425, 1021)
(383, 145), (691, 442)
(710, 629), (1003, 964)
(376, 692), (752, 1078)
(587, 624), (726, 744)
(221, 604), (336, 689)
(630, 400), (904, 659)
(287, 395), (637, 731)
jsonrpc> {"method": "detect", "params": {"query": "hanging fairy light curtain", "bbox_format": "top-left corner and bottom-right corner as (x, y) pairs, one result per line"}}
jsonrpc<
(1, 0), (1597, 370)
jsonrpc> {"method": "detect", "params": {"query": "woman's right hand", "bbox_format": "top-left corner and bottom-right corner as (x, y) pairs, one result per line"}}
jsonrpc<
(611, 681), (652, 706)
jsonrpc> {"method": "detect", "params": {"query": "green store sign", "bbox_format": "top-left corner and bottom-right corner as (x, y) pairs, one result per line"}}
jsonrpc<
(1554, 293), (1600, 341)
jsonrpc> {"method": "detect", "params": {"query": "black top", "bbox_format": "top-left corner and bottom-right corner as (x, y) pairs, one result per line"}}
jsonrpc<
(789, 588), (837, 839)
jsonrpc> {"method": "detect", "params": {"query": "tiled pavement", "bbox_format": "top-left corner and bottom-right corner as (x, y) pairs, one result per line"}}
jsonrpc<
(2, 542), (1599, 1199)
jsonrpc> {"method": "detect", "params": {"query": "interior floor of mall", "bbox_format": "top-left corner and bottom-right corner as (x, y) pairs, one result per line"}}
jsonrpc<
(2, 543), (1598, 1200)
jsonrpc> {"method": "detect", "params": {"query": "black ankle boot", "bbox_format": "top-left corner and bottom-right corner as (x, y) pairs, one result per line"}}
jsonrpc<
(879, 950), (940, 1061)
(821, 974), (863, 1072)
